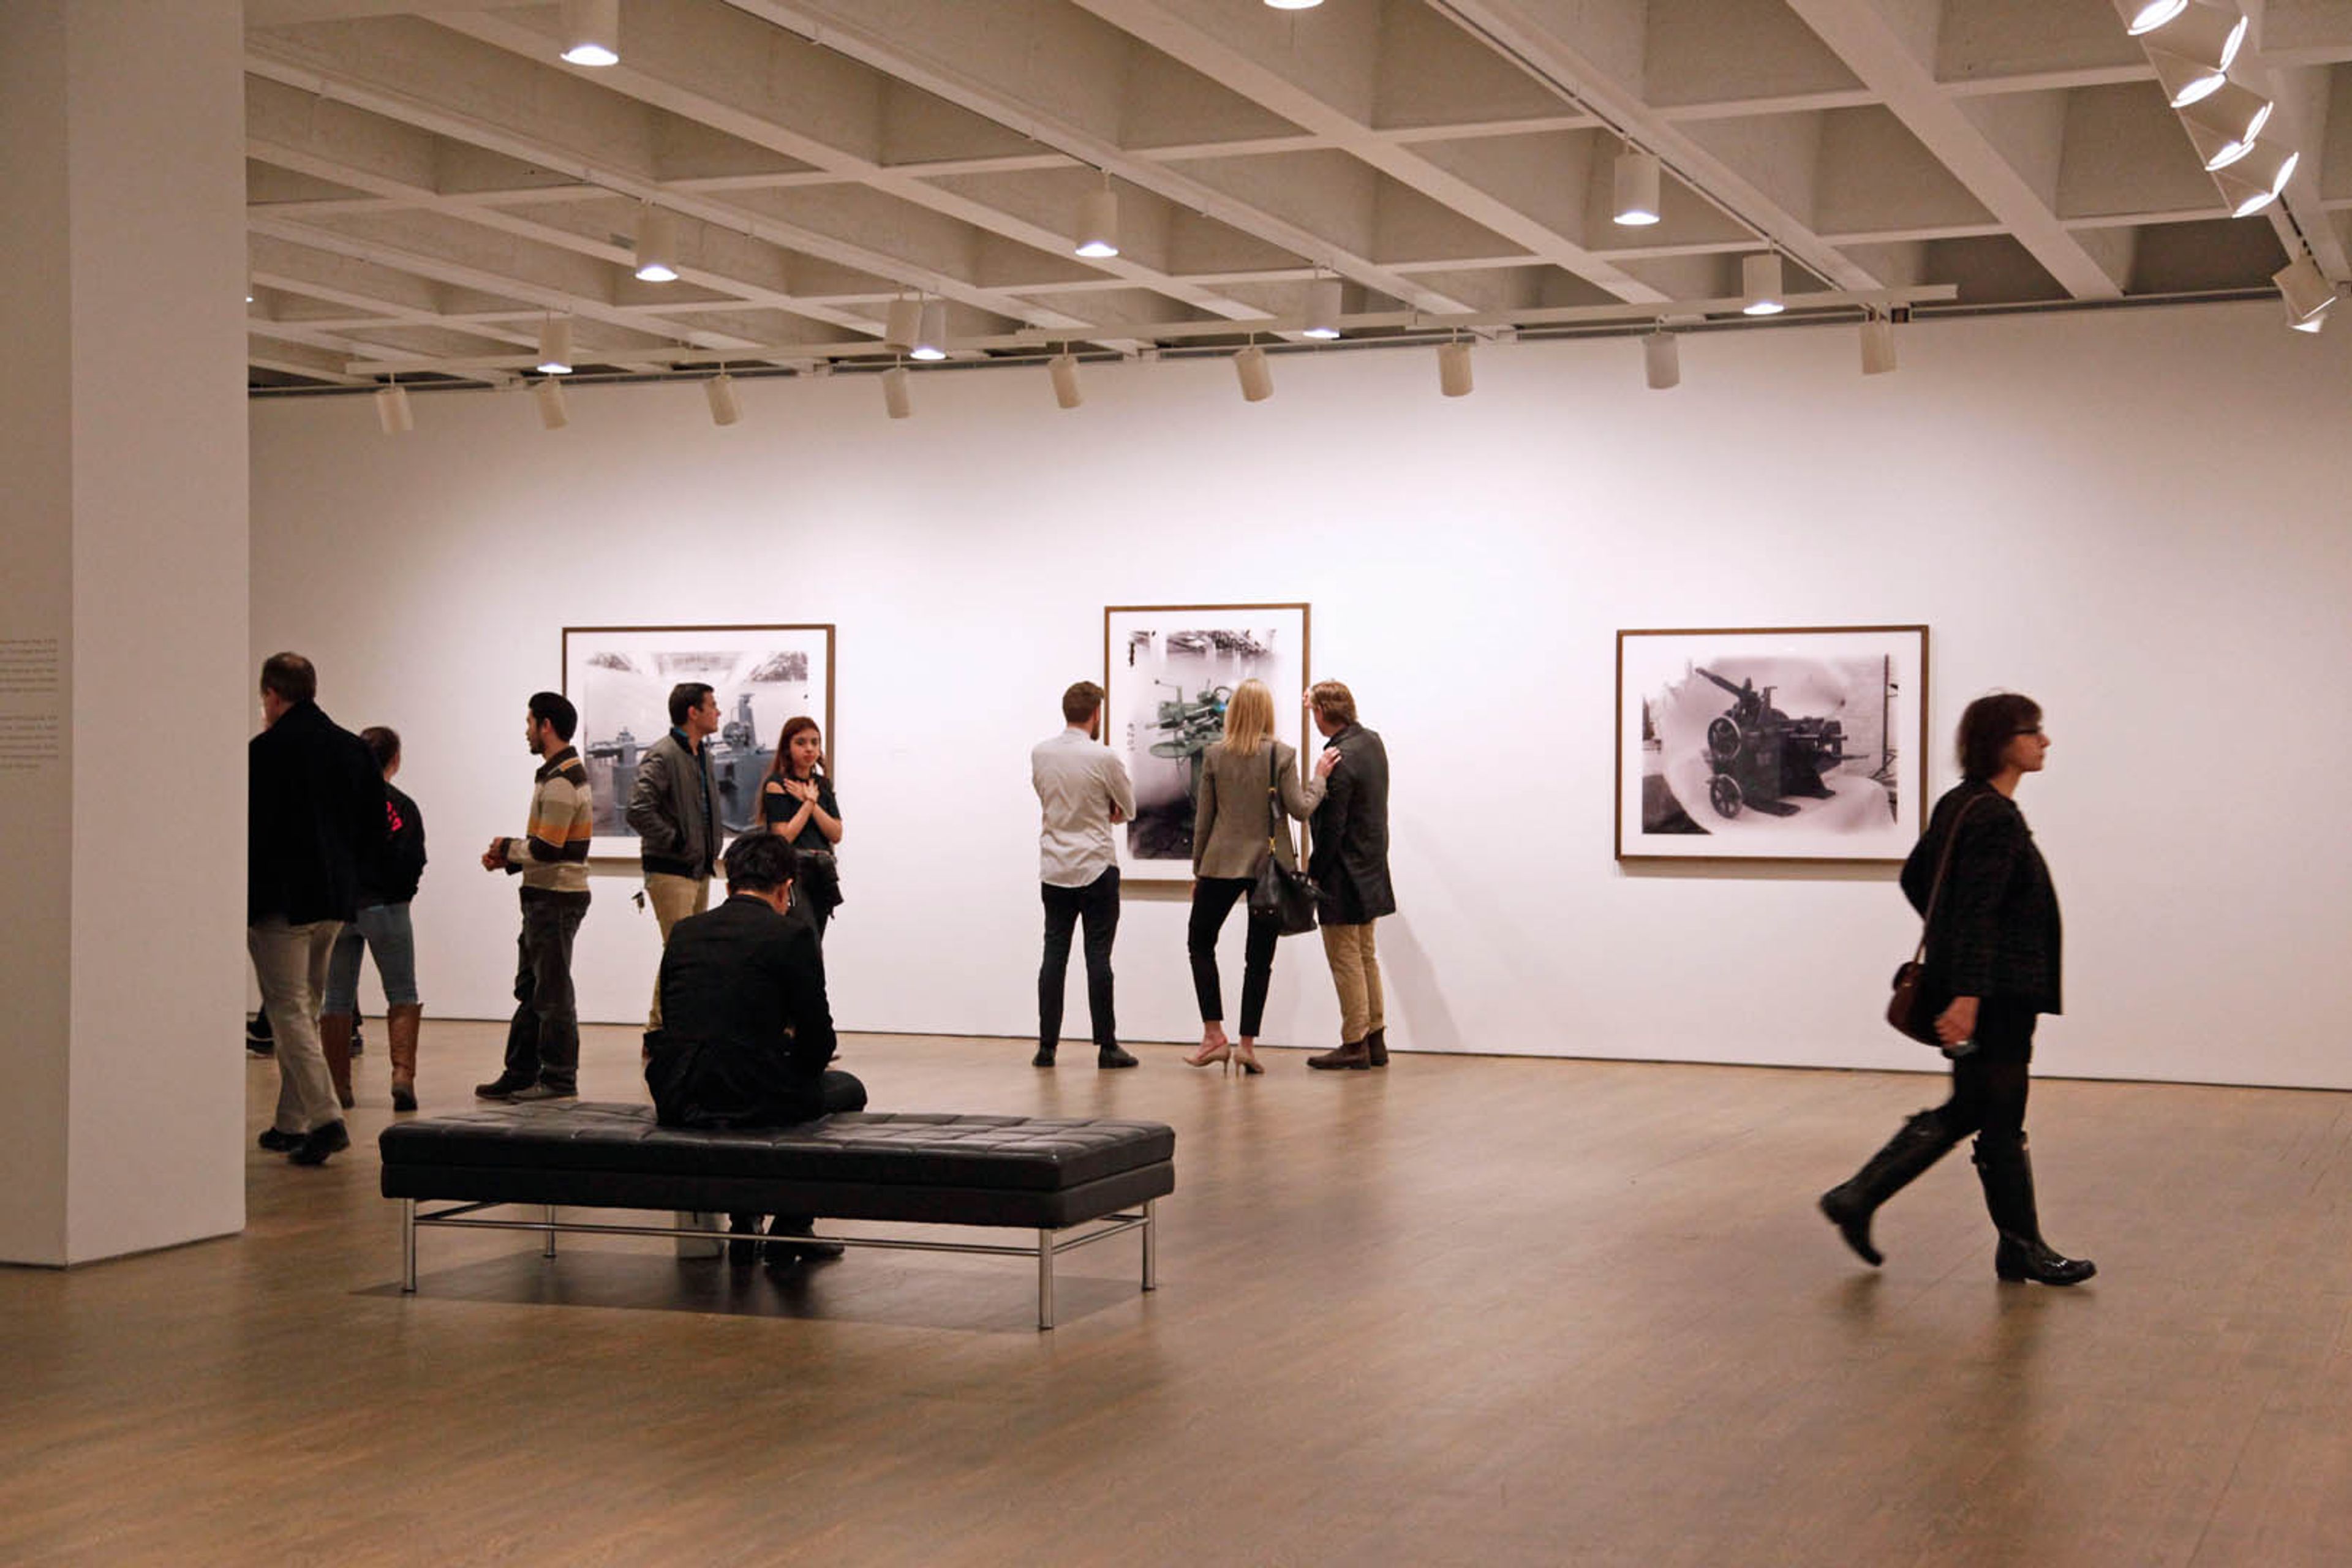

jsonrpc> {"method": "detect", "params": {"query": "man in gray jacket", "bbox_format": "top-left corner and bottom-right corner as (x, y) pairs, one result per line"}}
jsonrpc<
(627, 681), (722, 1035)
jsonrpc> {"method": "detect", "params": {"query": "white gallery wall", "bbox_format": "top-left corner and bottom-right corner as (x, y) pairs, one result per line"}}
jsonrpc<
(251, 302), (2352, 1090)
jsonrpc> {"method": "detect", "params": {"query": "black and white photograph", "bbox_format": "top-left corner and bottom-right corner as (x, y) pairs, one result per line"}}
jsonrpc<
(1616, 625), (1927, 862)
(562, 624), (834, 856)
(1104, 603), (1310, 881)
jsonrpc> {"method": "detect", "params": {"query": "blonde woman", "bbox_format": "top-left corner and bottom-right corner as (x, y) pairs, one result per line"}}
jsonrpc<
(1183, 679), (1316, 1074)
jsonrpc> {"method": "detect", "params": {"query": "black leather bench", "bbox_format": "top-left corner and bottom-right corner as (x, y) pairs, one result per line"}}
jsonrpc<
(380, 1103), (1175, 1329)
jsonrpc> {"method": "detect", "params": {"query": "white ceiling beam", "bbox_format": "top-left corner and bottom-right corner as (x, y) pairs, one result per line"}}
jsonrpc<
(1778, 0), (2127, 297)
(2241, 4), (2352, 282)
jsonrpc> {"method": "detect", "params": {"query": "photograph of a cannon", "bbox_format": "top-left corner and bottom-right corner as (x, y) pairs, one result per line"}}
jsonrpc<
(1694, 666), (1849, 820)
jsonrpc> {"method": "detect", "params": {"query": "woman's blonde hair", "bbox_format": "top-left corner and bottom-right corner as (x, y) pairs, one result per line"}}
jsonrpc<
(1219, 679), (1275, 756)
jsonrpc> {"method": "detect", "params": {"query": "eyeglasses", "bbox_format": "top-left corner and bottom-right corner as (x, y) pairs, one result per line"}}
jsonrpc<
(2013, 727), (2046, 739)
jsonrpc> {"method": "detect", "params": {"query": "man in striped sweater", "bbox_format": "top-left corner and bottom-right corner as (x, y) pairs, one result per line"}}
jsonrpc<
(477, 690), (595, 1101)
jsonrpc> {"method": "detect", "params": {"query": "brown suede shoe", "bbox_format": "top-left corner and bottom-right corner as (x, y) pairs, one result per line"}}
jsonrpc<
(1306, 1040), (1372, 1071)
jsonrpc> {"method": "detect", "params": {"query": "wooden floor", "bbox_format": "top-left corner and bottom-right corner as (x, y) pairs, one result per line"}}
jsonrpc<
(6, 1026), (2351, 1567)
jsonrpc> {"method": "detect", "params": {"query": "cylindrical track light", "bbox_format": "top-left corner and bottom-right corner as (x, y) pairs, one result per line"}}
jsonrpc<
(1643, 331), (1679, 391)
(1436, 339), (1472, 398)
(2179, 81), (2272, 165)
(560, 0), (620, 66)
(1234, 344), (1273, 402)
(1074, 186), (1119, 258)
(881, 364), (912, 419)
(374, 382), (413, 435)
(533, 378), (570, 430)
(705, 372), (741, 427)
(536, 315), (573, 374)
(1612, 149), (1662, 227)
(2142, 2), (2248, 71)
(883, 297), (921, 352)
(1741, 252), (1785, 315)
(1048, 352), (1083, 409)
(633, 207), (679, 282)
(2114, 0), (2188, 34)
(1266, 0), (1324, 9)
(1302, 277), (1342, 339)
(2275, 254), (2338, 326)
(2286, 295), (2329, 333)
(2146, 45), (2226, 107)
(911, 300), (948, 361)
(2212, 141), (2298, 214)
(1860, 313), (1898, 376)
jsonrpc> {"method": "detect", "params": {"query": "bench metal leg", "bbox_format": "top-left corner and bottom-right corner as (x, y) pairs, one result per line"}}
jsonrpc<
(1038, 1228), (1055, 1331)
(401, 1199), (418, 1293)
(543, 1204), (558, 1257)
(1142, 1199), (1157, 1291)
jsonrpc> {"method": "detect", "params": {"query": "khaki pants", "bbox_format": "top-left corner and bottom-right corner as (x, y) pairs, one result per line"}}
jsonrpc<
(644, 872), (710, 1029)
(249, 916), (344, 1134)
(1319, 920), (1384, 1044)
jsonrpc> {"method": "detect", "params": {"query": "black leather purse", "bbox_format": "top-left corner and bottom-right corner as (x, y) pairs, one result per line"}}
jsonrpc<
(1247, 747), (1318, 937)
(1888, 795), (1982, 1046)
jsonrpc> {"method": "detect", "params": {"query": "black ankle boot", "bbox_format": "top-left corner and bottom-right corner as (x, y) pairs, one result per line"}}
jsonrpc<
(1973, 1137), (2095, 1286)
(1819, 1110), (1961, 1267)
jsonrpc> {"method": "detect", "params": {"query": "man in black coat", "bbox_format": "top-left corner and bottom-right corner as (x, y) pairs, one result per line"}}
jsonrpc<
(1301, 681), (1397, 1071)
(645, 832), (867, 1263)
(248, 652), (385, 1166)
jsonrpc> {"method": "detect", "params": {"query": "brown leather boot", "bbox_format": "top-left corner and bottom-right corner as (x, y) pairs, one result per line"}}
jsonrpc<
(1364, 1027), (1389, 1067)
(319, 1012), (357, 1109)
(1306, 1039), (1372, 1071)
(386, 1003), (423, 1112)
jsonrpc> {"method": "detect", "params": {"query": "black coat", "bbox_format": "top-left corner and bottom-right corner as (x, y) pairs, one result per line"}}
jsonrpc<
(360, 783), (428, 907)
(645, 894), (839, 1128)
(247, 700), (385, 926)
(1307, 723), (1396, 925)
(1901, 780), (2062, 1015)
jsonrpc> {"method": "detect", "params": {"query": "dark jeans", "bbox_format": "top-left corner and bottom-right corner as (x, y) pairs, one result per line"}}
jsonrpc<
(729, 1070), (867, 1234)
(502, 888), (589, 1091)
(1040, 868), (1120, 1051)
(1189, 874), (1278, 1037)
(1929, 1001), (2037, 1152)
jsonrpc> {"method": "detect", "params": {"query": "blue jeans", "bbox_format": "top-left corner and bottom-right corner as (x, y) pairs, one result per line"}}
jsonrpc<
(502, 888), (589, 1091)
(323, 901), (419, 1013)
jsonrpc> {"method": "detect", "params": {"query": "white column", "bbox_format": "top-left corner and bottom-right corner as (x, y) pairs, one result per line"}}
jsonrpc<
(0, 0), (250, 1264)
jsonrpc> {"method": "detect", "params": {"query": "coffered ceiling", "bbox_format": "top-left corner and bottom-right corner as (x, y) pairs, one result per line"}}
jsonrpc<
(243, 0), (2352, 389)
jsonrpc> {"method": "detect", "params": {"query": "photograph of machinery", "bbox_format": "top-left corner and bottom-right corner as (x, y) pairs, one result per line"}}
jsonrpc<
(1616, 625), (1926, 863)
(1104, 604), (1309, 880)
(563, 624), (834, 858)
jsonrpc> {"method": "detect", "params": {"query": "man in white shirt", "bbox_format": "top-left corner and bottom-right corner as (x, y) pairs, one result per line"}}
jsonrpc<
(1030, 680), (1138, 1069)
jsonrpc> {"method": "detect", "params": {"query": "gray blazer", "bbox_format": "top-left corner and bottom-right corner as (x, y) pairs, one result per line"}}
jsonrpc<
(1193, 739), (1314, 879)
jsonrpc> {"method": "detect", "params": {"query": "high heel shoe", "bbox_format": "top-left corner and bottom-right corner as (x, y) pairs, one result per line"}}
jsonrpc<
(1232, 1044), (1264, 1076)
(1183, 1039), (1232, 1070)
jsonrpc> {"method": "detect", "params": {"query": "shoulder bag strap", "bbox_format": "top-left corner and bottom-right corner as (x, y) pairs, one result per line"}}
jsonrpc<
(1910, 794), (1985, 963)
(1265, 745), (1283, 855)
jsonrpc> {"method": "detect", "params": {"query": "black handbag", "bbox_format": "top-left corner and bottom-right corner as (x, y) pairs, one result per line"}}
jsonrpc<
(1247, 747), (1319, 937)
(1888, 795), (1982, 1046)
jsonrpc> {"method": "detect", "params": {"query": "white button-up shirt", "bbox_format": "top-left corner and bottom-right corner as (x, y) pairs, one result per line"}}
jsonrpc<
(1031, 727), (1136, 887)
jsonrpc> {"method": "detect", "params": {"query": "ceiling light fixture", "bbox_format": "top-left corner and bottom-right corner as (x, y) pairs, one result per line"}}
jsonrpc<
(2211, 140), (2298, 214)
(911, 300), (948, 361)
(1235, 342), (1273, 402)
(1860, 311), (1898, 376)
(883, 296), (921, 352)
(705, 372), (741, 427)
(2114, 0), (2188, 34)
(1265, 0), (1324, 9)
(633, 207), (679, 282)
(1302, 277), (1343, 339)
(535, 315), (574, 374)
(1643, 330), (1679, 390)
(559, 0), (620, 66)
(2146, 45), (2227, 107)
(1074, 183), (1119, 259)
(533, 378), (570, 429)
(1612, 149), (1662, 227)
(1438, 338), (1473, 398)
(2140, 1), (2248, 70)
(2275, 254), (2338, 328)
(1049, 352), (1084, 409)
(2178, 81), (2273, 166)
(1741, 252), (1785, 315)
(374, 381), (413, 435)
(881, 364), (912, 420)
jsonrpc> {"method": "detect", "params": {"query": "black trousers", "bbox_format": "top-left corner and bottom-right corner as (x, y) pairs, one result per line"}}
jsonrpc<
(1929, 1000), (2037, 1152)
(1189, 875), (1278, 1037)
(502, 888), (589, 1091)
(1039, 867), (1120, 1051)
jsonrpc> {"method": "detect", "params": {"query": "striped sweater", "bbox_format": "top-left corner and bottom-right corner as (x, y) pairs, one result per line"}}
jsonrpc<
(502, 745), (594, 894)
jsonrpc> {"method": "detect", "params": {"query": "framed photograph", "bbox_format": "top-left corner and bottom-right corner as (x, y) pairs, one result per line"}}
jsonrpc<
(562, 624), (834, 858)
(1104, 603), (1311, 882)
(1616, 625), (1928, 863)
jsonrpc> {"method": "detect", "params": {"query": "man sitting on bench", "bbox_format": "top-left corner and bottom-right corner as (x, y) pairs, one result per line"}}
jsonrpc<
(646, 831), (867, 1265)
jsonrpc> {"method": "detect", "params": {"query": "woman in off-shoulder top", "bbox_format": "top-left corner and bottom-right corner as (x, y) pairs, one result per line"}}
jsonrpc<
(1182, 679), (1316, 1076)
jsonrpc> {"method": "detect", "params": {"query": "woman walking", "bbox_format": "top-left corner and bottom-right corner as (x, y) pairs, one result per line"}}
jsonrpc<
(1182, 679), (1314, 1076)
(319, 725), (428, 1112)
(760, 715), (843, 942)
(1819, 692), (2094, 1286)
